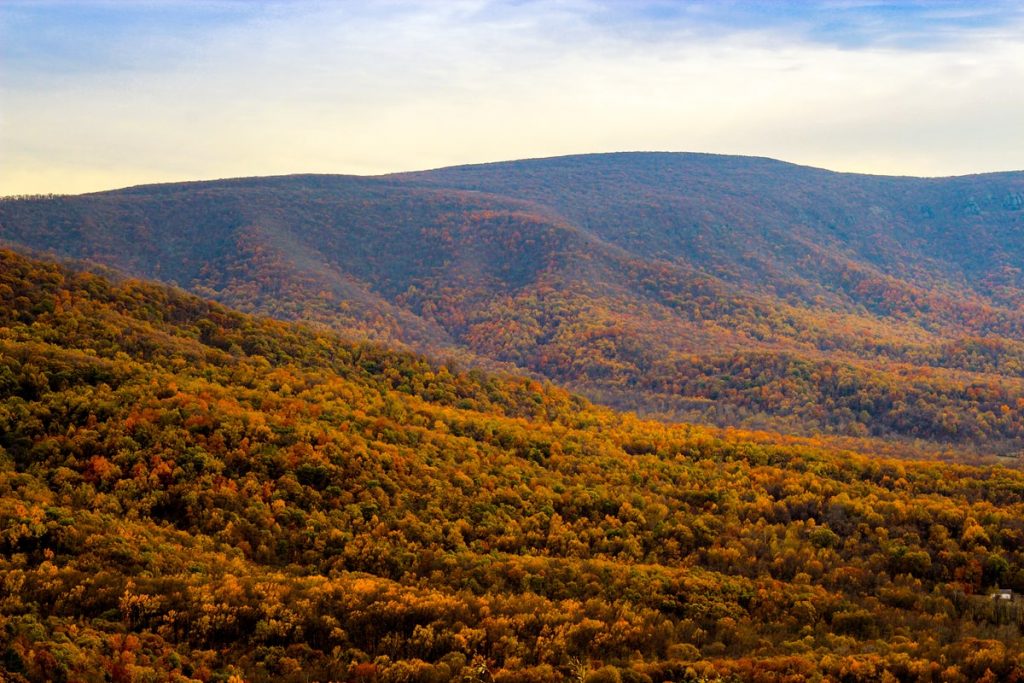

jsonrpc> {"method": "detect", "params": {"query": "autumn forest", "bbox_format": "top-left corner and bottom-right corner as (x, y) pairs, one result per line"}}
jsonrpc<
(3, 153), (1024, 681)
(5, 153), (1024, 458)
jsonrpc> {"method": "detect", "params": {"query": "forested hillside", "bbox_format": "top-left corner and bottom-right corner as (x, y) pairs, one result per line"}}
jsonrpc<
(3, 153), (1024, 454)
(4, 249), (1024, 681)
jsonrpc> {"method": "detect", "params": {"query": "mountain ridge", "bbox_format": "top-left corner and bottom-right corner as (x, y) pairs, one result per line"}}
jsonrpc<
(4, 152), (1024, 455)
(36, 150), (1023, 200)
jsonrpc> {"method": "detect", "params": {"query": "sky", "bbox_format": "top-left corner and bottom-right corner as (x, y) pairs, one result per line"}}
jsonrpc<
(1, 0), (1023, 195)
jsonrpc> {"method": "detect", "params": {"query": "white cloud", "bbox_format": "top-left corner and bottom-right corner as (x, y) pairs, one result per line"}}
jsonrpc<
(1, 0), (1023, 194)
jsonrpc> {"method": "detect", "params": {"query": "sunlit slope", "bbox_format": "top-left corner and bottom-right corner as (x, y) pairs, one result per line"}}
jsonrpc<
(3, 250), (1024, 680)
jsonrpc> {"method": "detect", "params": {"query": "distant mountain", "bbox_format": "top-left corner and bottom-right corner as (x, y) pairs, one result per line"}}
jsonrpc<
(5, 247), (1024, 679)
(4, 152), (1024, 454)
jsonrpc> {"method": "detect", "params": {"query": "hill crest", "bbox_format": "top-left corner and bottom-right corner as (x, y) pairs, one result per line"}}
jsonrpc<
(4, 152), (1024, 455)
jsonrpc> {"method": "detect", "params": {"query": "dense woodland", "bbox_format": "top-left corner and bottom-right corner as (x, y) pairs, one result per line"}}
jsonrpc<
(3, 153), (1024, 456)
(4, 249), (1024, 680)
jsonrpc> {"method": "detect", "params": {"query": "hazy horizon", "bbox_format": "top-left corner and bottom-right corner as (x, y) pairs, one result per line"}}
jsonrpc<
(3, 0), (1023, 194)
(6, 148), (1024, 199)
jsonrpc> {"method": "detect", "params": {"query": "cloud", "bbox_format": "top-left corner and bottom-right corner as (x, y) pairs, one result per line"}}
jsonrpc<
(1, 0), (1023, 194)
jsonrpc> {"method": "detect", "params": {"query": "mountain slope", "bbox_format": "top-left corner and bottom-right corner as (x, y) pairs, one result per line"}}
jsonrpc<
(3, 153), (1024, 454)
(401, 153), (1024, 305)
(4, 248), (1024, 680)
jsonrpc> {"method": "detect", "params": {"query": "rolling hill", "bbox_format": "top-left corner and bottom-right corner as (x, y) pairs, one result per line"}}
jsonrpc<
(3, 152), (1024, 455)
(4, 248), (1024, 681)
